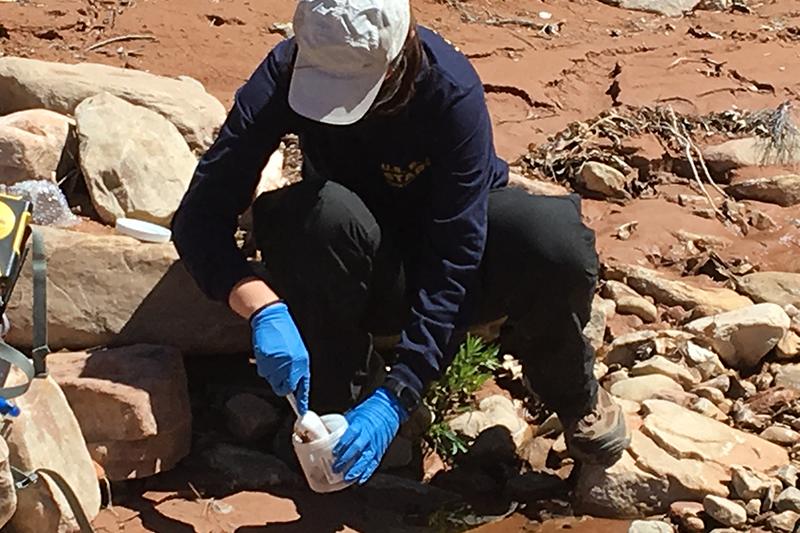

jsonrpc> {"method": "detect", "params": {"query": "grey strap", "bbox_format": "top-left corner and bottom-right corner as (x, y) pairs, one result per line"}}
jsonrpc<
(31, 231), (48, 376)
(0, 340), (34, 399)
(12, 467), (95, 533)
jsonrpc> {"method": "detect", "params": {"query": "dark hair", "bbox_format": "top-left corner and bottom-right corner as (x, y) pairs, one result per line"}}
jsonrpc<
(368, 21), (422, 117)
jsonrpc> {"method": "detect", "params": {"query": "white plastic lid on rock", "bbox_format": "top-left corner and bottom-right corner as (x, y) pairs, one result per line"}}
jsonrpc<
(115, 218), (171, 243)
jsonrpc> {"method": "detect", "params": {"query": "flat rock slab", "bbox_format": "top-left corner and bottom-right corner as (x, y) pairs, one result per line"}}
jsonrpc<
(604, 263), (752, 314)
(3, 368), (100, 533)
(6, 226), (250, 354)
(576, 399), (788, 517)
(641, 399), (788, 470)
(49, 345), (192, 480)
(75, 93), (196, 227)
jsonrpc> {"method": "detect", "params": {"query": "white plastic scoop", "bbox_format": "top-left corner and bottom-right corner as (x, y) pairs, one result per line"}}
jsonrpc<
(287, 393), (329, 442)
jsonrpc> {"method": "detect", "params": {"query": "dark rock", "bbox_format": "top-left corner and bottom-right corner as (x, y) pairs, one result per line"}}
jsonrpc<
(201, 443), (300, 490)
(728, 376), (756, 400)
(359, 473), (461, 515)
(505, 472), (567, 501)
(430, 466), (501, 496)
(224, 393), (281, 443)
(460, 426), (518, 469)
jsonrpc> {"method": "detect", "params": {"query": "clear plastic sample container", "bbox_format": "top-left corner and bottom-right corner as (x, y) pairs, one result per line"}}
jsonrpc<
(292, 413), (355, 493)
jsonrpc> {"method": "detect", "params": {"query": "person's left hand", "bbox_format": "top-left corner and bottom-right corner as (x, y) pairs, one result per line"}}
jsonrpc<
(331, 387), (408, 484)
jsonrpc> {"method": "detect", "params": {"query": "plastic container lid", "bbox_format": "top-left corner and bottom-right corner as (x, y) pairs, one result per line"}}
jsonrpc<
(115, 218), (171, 243)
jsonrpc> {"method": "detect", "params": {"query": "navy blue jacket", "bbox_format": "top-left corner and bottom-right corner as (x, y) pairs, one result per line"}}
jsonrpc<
(172, 27), (508, 397)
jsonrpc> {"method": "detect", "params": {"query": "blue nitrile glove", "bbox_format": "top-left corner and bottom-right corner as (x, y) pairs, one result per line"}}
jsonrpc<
(251, 301), (310, 415)
(331, 387), (408, 484)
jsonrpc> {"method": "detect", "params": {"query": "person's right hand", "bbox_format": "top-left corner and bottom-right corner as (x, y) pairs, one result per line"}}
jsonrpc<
(250, 302), (310, 415)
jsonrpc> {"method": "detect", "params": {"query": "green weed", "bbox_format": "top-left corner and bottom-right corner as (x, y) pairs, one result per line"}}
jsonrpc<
(424, 334), (501, 462)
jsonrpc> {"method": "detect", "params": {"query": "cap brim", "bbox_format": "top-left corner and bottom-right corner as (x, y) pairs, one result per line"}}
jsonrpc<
(288, 55), (386, 126)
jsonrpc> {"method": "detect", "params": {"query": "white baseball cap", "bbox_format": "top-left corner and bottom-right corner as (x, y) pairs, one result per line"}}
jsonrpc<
(289, 0), (411, 125)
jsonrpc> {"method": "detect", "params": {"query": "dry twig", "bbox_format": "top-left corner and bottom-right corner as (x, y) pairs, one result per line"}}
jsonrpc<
(664, 107), (722, 216)
(85, 33), (157, 52)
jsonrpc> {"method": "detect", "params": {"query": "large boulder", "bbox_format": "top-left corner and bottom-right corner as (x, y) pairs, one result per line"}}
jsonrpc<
(3, 368), (101, 533)
(685, 303), (791, 369)
(728, 175), (800, 207)
(0, 438), (16, 529)
(5, 226), (250, 354)
(0, 57), (225, 151)
(0, 109), (74, 184)
(736, 272), (800, 309)
(576, 399), (788, 517)
(48, 345), (192, 480)
(604, 263), (753, 314)
(75, 93), (196, 227)
(641, 399), (787, 469)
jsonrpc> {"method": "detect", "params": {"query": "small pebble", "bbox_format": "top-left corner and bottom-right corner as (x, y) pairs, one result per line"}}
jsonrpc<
(627, 519), (674, 533)
(683, 516), (704, 532)
(700, 374), (730, 393)
(746, 498), (762, 517)
(728, 375), (756, 399)
(777, 464), (799, 488)
(767, 510), (800, 533)
(730, 464), (779, 500)
(764, 483), (779, 512)
(693, 385), (726, 405)
(689, 397), (727, 421)
(761, 426), (800, 447)
(754, 372), (774, 391)
(703, 495), (747, 527)
(603, 369), (629, 388)
(775, 486), (800, 513)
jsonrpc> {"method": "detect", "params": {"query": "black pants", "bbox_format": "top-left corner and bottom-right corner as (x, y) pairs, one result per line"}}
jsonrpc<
(253, 180), (599, 421)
